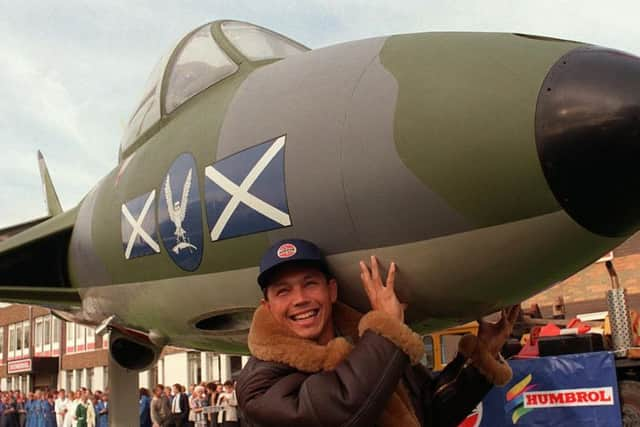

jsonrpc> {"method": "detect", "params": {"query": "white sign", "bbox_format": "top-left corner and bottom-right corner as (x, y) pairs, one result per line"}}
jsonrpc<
(8, 359), (32, 374)
(524, 387), (614, 408)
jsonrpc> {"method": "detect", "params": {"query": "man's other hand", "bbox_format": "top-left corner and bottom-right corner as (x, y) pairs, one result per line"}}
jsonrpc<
(477, 305), (520, 357)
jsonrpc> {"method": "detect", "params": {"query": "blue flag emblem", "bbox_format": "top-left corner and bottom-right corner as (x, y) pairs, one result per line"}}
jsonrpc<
(158, 153), (204, 271)
(121, 191), (160, 259)
(205, 135), (291, 241)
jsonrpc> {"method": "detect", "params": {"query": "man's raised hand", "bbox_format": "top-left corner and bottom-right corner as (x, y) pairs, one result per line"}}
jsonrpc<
(359, 256), (405, 322)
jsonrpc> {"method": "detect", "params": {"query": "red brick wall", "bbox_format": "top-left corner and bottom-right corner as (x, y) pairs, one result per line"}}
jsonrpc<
(525, 253), (640, 309)
(61, 349), (108, 370)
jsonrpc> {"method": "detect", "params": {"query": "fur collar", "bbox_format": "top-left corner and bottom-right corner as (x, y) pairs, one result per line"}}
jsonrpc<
(248, 302), (362, 372)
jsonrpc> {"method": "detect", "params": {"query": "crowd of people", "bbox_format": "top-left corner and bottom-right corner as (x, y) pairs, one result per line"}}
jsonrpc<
(0, 388), (107, 427)
(0, 379), (239, 427)
(139, 380), (239, 427)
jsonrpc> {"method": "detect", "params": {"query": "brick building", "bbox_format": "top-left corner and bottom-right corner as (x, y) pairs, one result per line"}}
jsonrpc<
(0, 304), (107, 392)
(524, 232), (640, 317)
(0, 304), (247, 393)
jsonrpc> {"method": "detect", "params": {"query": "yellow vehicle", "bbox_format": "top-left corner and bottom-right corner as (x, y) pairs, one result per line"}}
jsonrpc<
(423, 321), (479, 371)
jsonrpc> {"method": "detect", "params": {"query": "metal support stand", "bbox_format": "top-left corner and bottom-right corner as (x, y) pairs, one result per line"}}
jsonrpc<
(108, 353), (138, 426)
(605, 260), (632, 357)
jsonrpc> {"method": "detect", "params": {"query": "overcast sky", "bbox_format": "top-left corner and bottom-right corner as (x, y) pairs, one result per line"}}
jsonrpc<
(1, 1), (639, 228)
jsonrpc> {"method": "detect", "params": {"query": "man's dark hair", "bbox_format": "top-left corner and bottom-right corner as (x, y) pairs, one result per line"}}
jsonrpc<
(261, 260), (333, 300)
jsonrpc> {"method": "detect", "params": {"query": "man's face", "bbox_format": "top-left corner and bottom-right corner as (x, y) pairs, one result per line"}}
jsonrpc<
(172, 386), (180, 395)
(59, 391), (65, 399)
(263, 263), (337, 343)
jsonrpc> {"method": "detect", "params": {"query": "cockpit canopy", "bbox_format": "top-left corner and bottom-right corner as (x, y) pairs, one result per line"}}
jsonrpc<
(120, 20), (308, 157)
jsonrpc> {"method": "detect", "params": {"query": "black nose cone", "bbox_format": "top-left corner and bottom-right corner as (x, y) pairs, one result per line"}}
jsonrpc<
(536, 47), (640, 237)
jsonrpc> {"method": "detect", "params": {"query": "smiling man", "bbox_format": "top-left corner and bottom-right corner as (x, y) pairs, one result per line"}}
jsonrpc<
(237, 239), (519, 427)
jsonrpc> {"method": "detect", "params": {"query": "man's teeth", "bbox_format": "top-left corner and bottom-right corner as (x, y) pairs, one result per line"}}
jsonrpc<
(292, 310), (318, 321)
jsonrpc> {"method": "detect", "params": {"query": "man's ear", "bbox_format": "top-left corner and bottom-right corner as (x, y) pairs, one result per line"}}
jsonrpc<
(260, 298), (270, 311)
(328, 278), (338, 303)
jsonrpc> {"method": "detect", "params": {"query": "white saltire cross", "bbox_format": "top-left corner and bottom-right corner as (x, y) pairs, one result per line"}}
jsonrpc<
(205, 136), (291, 241)
(121, 190), (160, 259)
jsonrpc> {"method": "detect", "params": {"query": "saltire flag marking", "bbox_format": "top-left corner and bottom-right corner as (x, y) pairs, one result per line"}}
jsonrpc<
(121, 190), (160, 259)
(205, 135), (291, 241)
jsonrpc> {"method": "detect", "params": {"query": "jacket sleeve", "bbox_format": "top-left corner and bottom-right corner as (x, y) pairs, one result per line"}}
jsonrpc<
(417, 333), (514, 427)
(425, 354), (493, 427)
(238, 331), (412, 427)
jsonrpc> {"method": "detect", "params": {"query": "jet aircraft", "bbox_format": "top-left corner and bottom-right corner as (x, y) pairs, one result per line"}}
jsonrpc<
(1, 20), (640, 371)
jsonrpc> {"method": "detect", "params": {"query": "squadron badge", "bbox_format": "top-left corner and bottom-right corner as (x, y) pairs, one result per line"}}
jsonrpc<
(158, 153), (204, 271)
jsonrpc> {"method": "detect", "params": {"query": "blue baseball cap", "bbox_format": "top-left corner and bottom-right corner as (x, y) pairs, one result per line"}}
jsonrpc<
(258, 239), (330, 288)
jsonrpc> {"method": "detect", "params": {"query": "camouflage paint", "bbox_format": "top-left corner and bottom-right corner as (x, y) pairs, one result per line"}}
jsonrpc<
(380, 33), (582, 226)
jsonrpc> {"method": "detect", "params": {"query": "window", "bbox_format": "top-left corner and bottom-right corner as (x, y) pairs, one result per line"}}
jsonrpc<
(0, 328), (4, 361)
(52, 317), (61, 356)
(66, 322), (75, 353)
(220, 21), (307, 62)
(44, 317), (51, 346)
(8, 325), (15, 359)
(23, 321), (30, 356)
(187, 352), (202, 386)
(16, 324), (22, 352)
(66, 370), (73, 391)
(440, 334), (464, 366)
(421, 336), (434, 369)
(164, 24), (238, 114)
(86, 327), (95, 350)
(76, 325), (86, 352)
(35, 318), (43, 353)
(86, 368), (94, 391)
(53, 318), (60, 343)
(120, 54), (168, 152)
(76, 369), (83, 388)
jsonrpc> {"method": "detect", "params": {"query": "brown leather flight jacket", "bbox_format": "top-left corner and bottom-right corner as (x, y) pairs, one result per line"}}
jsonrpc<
(237, 303), (511, 427)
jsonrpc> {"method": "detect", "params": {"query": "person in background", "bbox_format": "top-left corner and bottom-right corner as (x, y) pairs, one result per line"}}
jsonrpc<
(163, 387), (172, 406)
(1, 393), (18, 427)
(204, 383), (218, 427)
(187, 384), (196, 427)
(54, 390), (69, 427)
(139, 388), (152, 427)
(44, 394), (56, 427)
(95, 394), (107, 427)
(24, 394), (34, 427)
(215, 382), (237, 427)
(16, 396), (26, 427)
(73, 393), (89, 427)
(63, 391), (79, 427)
(33, 390), (44, 427)
(150, 385), (170, 427)
(170, 384), (188, 427)
(189, 386), (207, 427)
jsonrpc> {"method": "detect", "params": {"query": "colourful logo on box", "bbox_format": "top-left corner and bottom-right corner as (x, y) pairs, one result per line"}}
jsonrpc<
(506, 374), (538, 424)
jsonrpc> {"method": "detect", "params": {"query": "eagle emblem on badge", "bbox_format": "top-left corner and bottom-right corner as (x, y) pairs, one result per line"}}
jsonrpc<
(164, 168), (198, 254)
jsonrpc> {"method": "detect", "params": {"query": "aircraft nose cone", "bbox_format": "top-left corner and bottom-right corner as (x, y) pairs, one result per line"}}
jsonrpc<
(536, 47), (640, 237)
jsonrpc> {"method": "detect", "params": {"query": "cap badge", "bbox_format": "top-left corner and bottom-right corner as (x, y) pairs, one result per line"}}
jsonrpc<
(277, 243), (297, 258)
